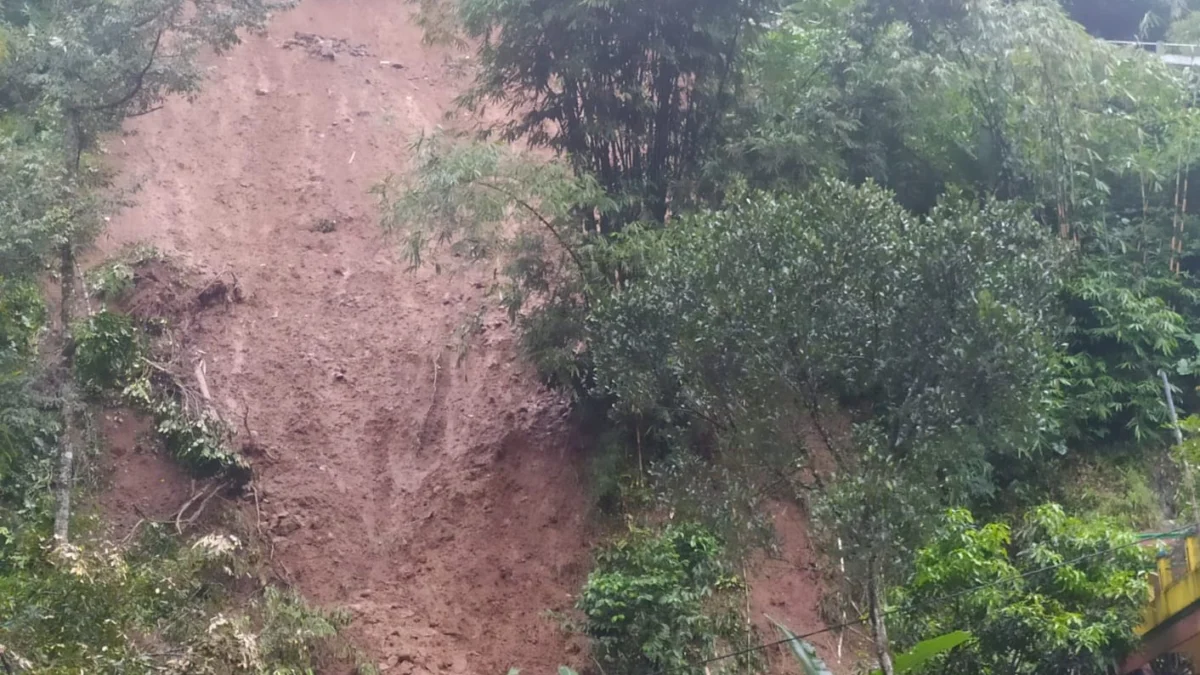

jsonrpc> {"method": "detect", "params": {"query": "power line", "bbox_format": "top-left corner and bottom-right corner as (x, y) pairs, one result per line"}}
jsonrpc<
(655, 523), (1194, 674)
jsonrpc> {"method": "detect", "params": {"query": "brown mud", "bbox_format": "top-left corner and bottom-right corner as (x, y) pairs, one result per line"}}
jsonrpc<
(92, 1), (835, 671)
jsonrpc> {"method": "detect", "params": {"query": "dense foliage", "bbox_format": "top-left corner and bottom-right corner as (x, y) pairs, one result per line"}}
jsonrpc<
(0, 528), (354, 673)
(455, 0), (778, 228)
(592, 182), (1062, 461)
(578, 524), (756, 675)
(0, 276), (54, 518)
(891, 506), (1151, 674)
(386, 0), (1200, 670)
(73, 309), (143, 394)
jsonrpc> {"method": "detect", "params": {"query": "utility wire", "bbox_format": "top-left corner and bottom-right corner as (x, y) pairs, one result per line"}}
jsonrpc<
(653, 523), (1195, 674)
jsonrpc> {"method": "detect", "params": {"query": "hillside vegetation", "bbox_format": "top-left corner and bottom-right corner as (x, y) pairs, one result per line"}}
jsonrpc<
(384, 0), (1200, 672)
(6, 0), (1200, 673)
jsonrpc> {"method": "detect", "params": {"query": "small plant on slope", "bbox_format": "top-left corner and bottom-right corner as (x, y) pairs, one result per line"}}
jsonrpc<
(73, 310), (144, 395)
(577, 523), (760, 675)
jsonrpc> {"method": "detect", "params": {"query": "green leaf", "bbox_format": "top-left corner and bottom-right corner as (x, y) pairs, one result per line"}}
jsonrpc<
(892, 631), (973, 673)
(768, 616), (833, 675)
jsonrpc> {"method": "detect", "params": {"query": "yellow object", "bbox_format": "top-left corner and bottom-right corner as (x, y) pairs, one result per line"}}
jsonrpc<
(1139, 535), (1200, 635)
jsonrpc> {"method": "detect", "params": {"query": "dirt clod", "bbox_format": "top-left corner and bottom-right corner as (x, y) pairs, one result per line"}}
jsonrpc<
(195, 277), (241, 309)
(282, 31), (370, 59)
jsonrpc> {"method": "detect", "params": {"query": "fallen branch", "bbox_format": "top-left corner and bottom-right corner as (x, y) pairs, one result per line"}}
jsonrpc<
(250, 480), (266, 542)
(122, 518), (147, 545)
(174, 481), (228, 534)
(194, 359), (211, 401)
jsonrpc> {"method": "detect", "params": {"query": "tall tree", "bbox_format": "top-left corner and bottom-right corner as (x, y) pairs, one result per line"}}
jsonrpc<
(454, 0), (778, 229)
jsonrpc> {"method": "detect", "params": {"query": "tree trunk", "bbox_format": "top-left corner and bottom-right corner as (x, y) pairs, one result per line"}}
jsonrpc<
(52, 242), (77, 545)
(868, 555), (896, 675)
(52, 110), (85, 546)
(648, 59), (677, 224)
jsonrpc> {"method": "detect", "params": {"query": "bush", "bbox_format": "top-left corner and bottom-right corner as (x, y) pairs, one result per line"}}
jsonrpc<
(590, 181), (1065, 490)
(891, 505), (1151, 675)
(0, 277), (51, 489)
(86, 244), (162, 302)
(258, 587), (351, 671)
(0, 524), (356, 674)
(578, 523), (757, 675)
(1059, 257), (1200, 443)
(0, 277), (44, 358)
(145, 395), (248, 479)
(87, 260), (135, 301)
(73, 310), (143, 394)
(0, 529), (237, 671)
(1059, 460), (1164, 531)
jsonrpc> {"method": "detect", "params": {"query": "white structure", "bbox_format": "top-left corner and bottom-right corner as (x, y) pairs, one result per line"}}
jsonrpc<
(1108, 41), (1200, 67)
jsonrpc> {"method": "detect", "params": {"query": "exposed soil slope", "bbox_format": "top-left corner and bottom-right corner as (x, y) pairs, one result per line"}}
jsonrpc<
(95, 1), (835, 672)
(100, 2), (589, 671)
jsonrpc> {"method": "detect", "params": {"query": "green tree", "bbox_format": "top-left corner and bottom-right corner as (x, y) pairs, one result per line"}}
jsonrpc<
(588, 179), (1065, 667)
(890, 505), (1151, 675)
(452, 0), (778, 228)
(374, 136), (615, 386)
(725, 0), (1200, 445)
(591, 180), (1064, 479)
(577, 523), (755, 675)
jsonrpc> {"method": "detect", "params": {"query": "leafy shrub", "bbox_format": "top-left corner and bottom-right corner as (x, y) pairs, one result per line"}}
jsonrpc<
(1059, 257), (1200, 442)
(0, 276), (44, 358)
(578, 523), (758, 675)
(186, 586), (352, 675)
(120, 363), (246, 479)
(73, 310), (143, 393)
(591, 180), (1065, 489)
(0, 360), (56, 505)
(87, 260), (135, 301)
(0, 529), (237, 671)
(1058, 460), (1164, 531)
(891, 505), (1150, 675)
(0, 523), (356, 674)
(647, 453), (777, 560)
(86, 244), (163, 302)
(0, 277), (51, 488)
(150, 398), (248, 479)
(258, 587), (351, 670)
(586, 428), (637, 515)
(375, 136), (615, 390)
